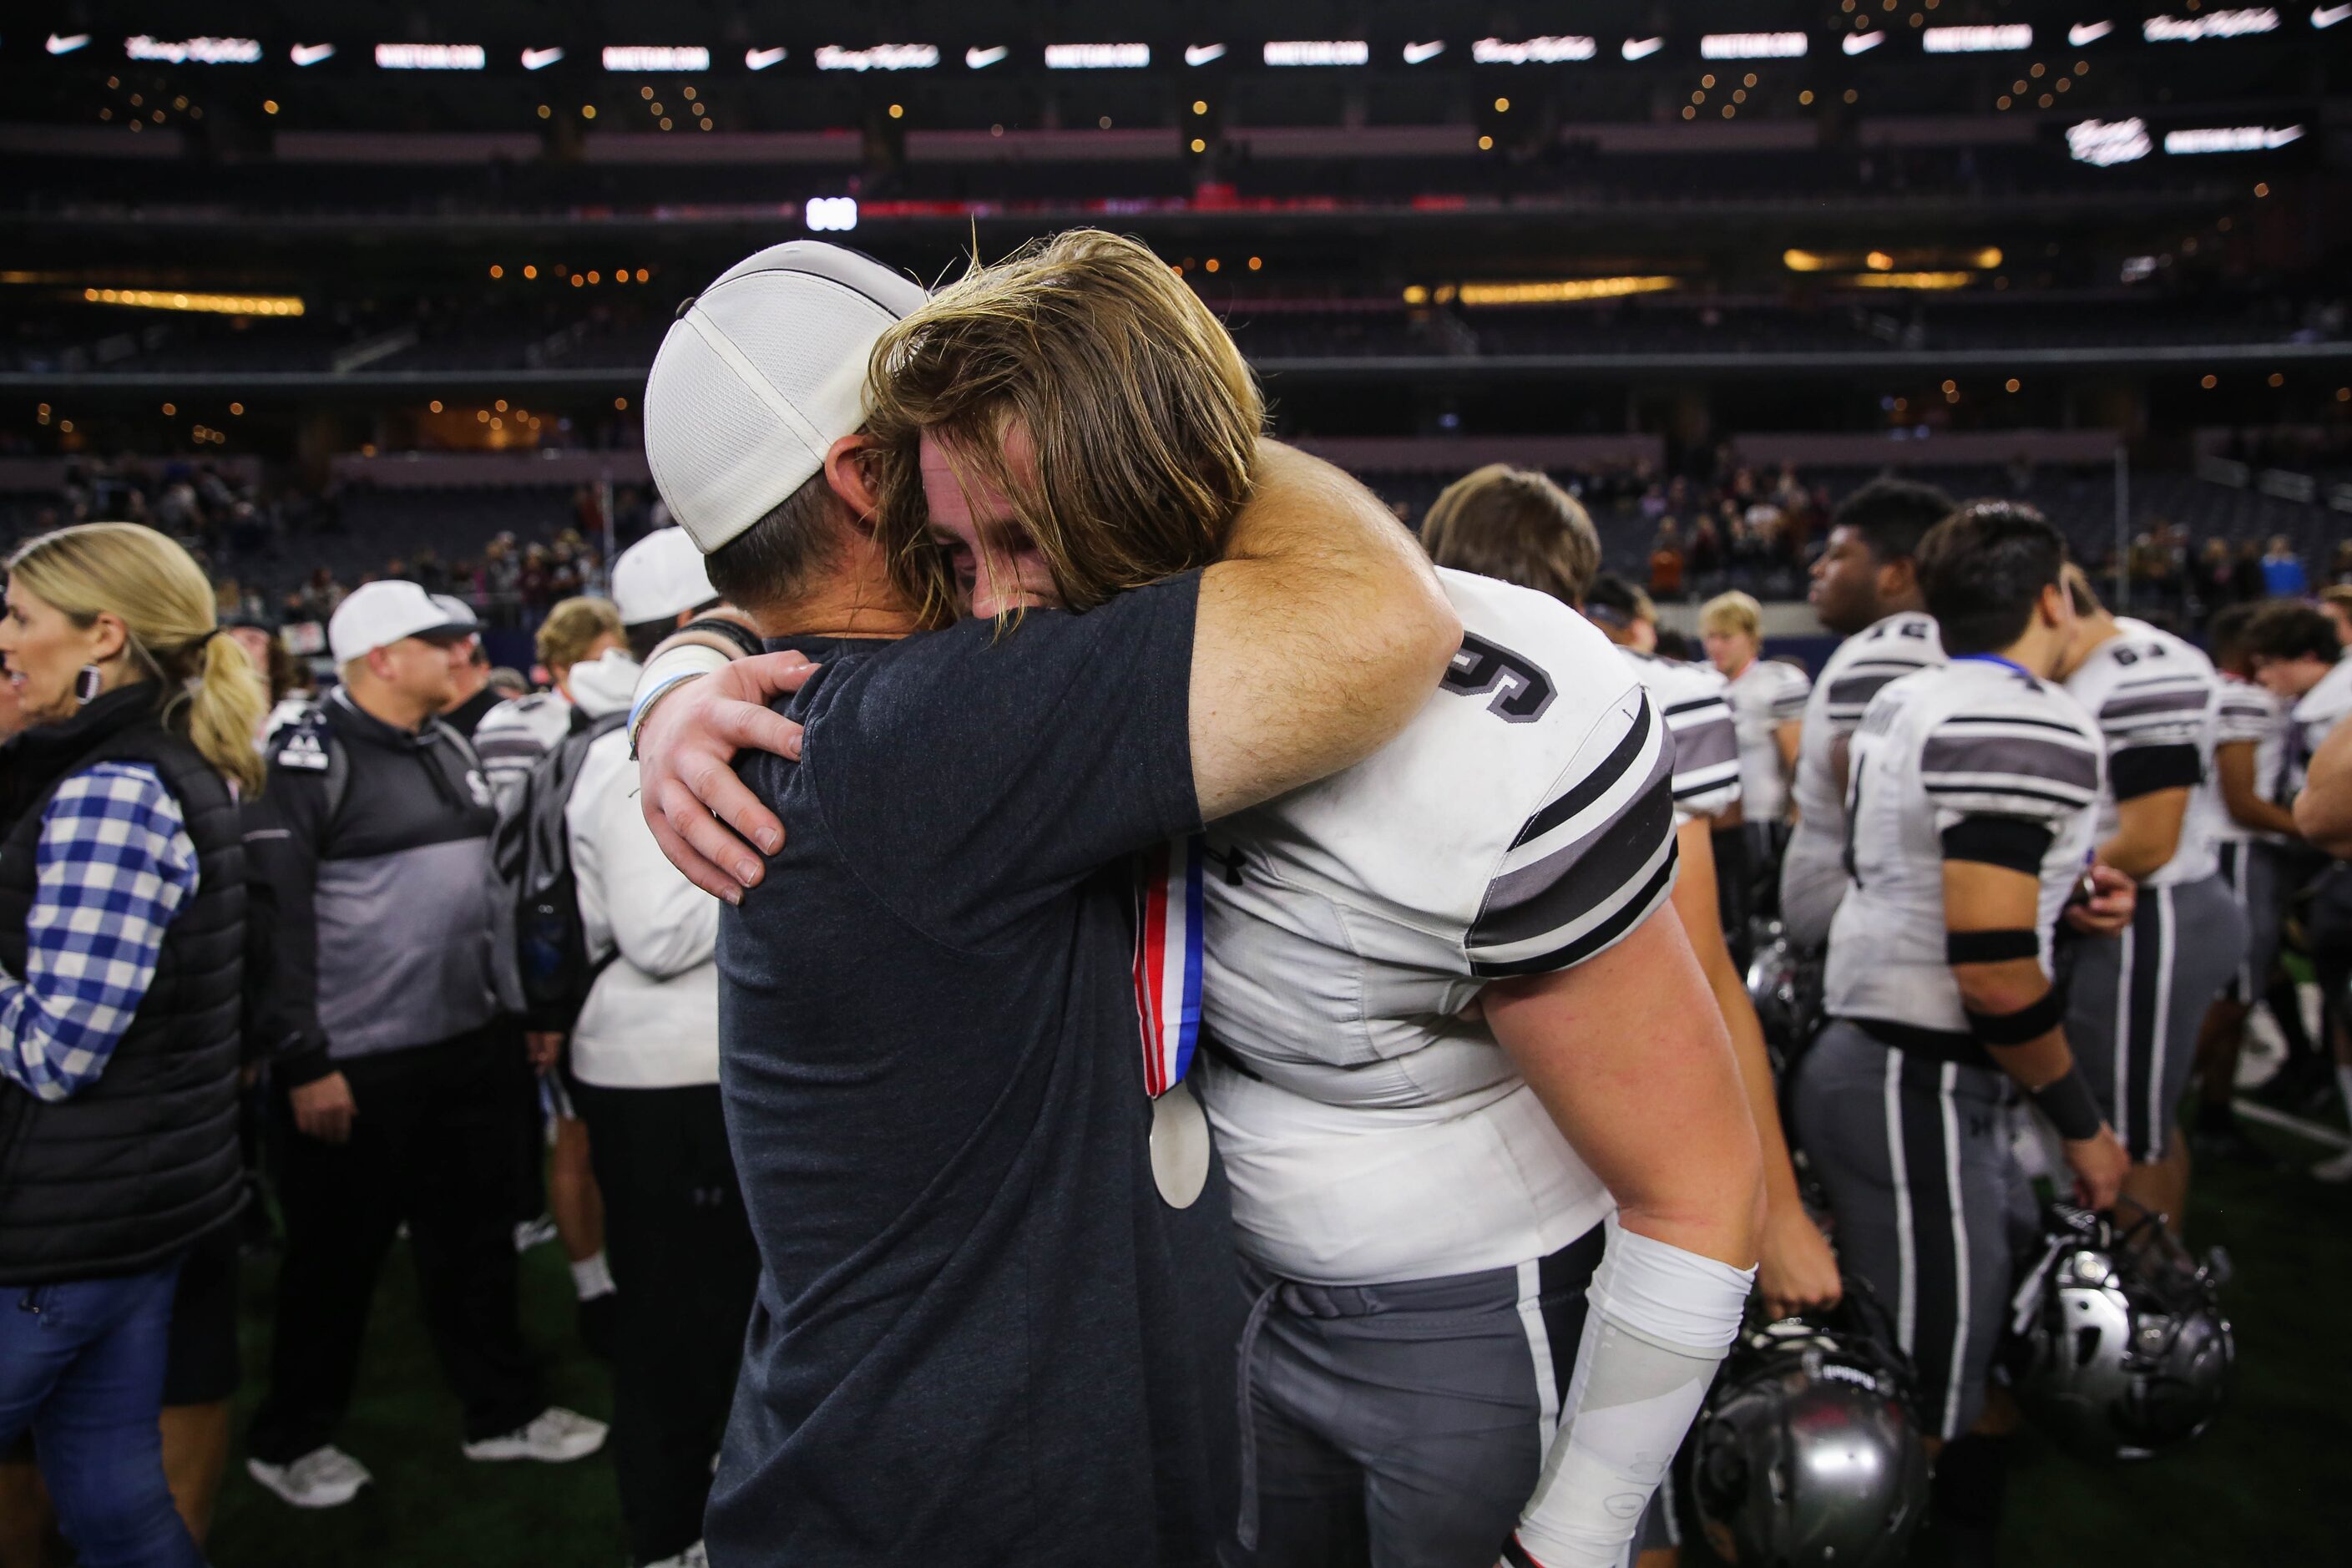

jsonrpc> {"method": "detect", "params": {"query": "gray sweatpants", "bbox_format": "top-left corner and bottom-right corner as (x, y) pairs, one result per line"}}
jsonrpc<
(1793, 1020), (2017, 1441)
(2214, 841), (2284, 1005)
(2065, 874), (2247, 1162)
(1232, 1227), (1672, 1568)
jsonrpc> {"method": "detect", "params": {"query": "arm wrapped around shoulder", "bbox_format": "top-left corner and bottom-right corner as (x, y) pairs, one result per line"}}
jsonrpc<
(1508, 1216), (1755, 1568)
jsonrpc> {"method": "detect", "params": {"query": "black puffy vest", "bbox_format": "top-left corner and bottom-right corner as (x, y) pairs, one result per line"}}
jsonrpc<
(0, 685), (245, 1284)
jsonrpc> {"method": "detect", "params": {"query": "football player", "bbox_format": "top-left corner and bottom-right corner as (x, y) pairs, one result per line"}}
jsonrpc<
(1779, 479), (1954, 951)
(1793, 502), (2128, 1565)
(2050, 566), (2243, 1232)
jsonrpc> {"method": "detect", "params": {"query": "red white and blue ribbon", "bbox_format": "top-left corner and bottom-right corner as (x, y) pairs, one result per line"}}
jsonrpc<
(1133, 835), (1206, 1099)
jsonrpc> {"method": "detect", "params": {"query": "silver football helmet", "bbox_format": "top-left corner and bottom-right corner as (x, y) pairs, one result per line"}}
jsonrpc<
(2004, 1202), (2233, 1462)
(1692, 1308), (1931, 1567)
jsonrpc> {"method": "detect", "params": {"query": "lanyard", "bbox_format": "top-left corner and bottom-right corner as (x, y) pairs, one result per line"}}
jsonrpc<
(1953, 653), (2031, 680)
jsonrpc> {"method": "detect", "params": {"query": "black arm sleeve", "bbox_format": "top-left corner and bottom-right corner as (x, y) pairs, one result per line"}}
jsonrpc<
(1938, 816), (2055, 874)
(241, 763), (333, 1085)
(2109, 742), (2203, 802)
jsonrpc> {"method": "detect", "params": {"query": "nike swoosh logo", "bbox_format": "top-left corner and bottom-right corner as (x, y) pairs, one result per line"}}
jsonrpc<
(2265, 125), (2306, 147)
(1844, 32), (1884, 55)
(1185, 43), (1227, 67)
(290, 42), (336, 67)
(520, 46), (564, 70)
(46, 33), (90, 55)
(964, 45), (1008, 68)
(2069, 21), (2115, 45)
(1621, 37), (1664, 61)
(746, 47), (789, 71)
(1402, 40), (1444, 64)
(2315, 5), (2352, 29)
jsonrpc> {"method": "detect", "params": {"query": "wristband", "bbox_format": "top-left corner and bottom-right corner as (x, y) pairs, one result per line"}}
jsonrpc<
(1964, 987), (2066, 1047)
(2028, 1064), (2104, 1141)
(1947, 928), (2039, 965)
(627, 670), (704, 759)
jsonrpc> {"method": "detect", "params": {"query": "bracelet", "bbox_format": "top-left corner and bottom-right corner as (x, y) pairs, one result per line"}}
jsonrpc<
(627, 671), (703, 760)
(2028, 1064), (2104, 1141)
(1963, 987), (2065, 1047)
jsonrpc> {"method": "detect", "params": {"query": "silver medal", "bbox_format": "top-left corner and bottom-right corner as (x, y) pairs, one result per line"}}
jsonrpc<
(1148, 1079), (1211, 1209)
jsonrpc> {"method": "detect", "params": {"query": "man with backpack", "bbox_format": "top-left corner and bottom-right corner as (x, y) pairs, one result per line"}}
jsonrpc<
(241, 580), (606, 1510)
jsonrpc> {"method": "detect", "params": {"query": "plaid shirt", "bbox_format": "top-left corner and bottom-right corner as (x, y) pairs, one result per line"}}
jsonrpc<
(1, 762), (199, 1103)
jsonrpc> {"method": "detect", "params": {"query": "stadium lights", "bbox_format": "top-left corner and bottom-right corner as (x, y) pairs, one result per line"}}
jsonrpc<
(1923, 25), (2035, 52)
(1472, 37), (1596, 63)
(1263, 41), (1369, 66)
(1044, 43), (1151, 68)
(83, 288), (304, 316)
(603, 47), (711, 72)
(1701, 33), (1807, 59)
(1405, 277), (1677, 306)
(807, 196), (858, 232)
(2067, 116), (2152, 165)
(2166, 124), (2304, 152)
(1849, 272), (1974, 290)
(2144, 8), (2280, 40)
(815, 44), (938, 71)
(375, 44), (486, 70)
(126, 36), (261, 64)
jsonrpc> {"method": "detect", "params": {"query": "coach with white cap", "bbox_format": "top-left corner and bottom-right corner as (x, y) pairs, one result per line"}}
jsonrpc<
(243, 581), (606, 1511)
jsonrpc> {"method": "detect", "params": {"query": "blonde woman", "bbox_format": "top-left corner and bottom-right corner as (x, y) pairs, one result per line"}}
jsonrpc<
(0, 522), (264, 1568)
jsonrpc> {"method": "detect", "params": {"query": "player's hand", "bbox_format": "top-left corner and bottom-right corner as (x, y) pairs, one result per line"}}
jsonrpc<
(2064, 1124), (2131, 1211)
(1758, 1201), (1843, 1320)
(637, 652), (820, 902)
(291, 1071), (357, 1145)
(2063, 863), (2136, 938)
(525, 1030), (564, 1073)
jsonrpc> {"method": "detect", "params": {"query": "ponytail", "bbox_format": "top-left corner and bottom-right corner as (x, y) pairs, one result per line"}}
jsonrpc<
(183, 630), (268, 798)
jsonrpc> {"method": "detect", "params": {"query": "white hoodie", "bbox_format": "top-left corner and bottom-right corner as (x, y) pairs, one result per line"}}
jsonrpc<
(564, 650), (721, 1089)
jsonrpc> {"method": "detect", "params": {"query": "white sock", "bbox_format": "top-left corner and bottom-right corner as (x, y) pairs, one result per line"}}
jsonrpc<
(570, 1251), (615, 1301)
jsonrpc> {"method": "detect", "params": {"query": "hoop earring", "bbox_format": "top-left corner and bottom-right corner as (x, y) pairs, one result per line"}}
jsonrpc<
(74, 665), (104, 705)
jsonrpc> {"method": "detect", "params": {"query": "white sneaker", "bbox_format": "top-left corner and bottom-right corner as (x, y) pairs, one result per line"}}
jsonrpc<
(246, 1445), (373, 1508)
(645, 1544), (709, 1568)
(461, 1405), (608, 1463)
(2311, 1148), (2352, 1184)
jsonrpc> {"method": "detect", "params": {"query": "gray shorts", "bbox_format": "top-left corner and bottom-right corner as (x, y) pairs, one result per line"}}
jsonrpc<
(1233, 1228), (1672, 1568)
(1793, 1020), (2017, 1442)
(2065, 874), (2248, 1162)
(2214, 841), (2284, 1004)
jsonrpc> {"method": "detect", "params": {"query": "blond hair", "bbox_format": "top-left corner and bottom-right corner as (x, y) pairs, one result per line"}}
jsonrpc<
(534, 596), (624, 675)
(7, 522), (266, 796)
(1699, 590), (1763, 640)
(863, 229), (1264, 624)
(1420, 465), (1601, 606)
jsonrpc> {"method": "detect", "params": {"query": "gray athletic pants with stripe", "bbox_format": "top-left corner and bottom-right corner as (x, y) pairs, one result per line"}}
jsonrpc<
(1232, 1227), (1672, 1568)
(1793, 1021), (2019, 1442)
(2064, 875), (2246, 1163)
(2215, 841), (2284, 1004)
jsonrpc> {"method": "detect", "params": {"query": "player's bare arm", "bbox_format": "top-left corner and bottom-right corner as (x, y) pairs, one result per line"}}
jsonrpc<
(2216, 739), (2300, 840)
(2297, 716), (2352, 854)
(2097, 785), (2193, 882)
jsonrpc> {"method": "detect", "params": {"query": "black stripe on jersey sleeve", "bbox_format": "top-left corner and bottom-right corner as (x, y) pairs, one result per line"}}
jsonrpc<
(1823, 670), (1908, 715)
(2110, 742), (2203, 800)
(1470, 837), (1679, 979)
(1925, 780), (2097, 813)
(1475, 749), (1677, 948)
(1939, 817), (2055, 873)
(1510, 695), (1652, 851)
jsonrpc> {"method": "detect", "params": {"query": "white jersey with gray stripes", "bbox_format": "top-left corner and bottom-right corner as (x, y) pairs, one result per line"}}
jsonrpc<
(1722, 655), (1811, 822)
(2196, 675), (2289, 848)
(1825, 658), (2103, 1036)
(1785, 611), (1946, 918)
(2063, 617), (2222, 889)
(1618, 649), (1742, 825)
(1196, 568), (1678, 1286)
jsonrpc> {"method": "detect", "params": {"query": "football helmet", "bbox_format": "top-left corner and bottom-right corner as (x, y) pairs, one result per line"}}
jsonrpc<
(2004, 1202), (2233, 1461)
(1691, 1297), (1931, 1567)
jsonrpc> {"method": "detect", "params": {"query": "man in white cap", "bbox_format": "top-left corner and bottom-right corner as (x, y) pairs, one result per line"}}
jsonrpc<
(623, 239), (1458, 1566)
(242, 581), (606, 1510)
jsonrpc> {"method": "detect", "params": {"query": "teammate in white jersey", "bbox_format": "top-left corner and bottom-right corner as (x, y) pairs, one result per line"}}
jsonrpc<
(1780, 479), (1954, 950)
(2051, 569), (2243, 1230)
(1793, 503), (2129, 1564)
(1701, 589), (1809, 827)
(2186, 604), (2303, 1164)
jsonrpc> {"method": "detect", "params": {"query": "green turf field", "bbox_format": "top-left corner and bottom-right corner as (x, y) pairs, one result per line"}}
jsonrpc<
(200, 1131), (2352, 1566)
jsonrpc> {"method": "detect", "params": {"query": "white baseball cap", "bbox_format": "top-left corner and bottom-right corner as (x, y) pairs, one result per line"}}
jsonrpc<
(642, 241), (928, 554)
(612, 527), (717, 625)
(327, 580), (477, 664)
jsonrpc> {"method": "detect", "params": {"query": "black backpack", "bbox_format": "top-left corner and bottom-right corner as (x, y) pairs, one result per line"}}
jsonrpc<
(488, 711), (630, 1030)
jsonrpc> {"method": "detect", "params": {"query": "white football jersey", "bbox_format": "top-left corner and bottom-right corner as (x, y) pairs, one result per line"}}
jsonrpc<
(2286, 657), (2352, 798)
(1825, 658), (2102, 1036)
(2196, 676), (2289, 847)
(1722, 657), (1811, 822)
(1196, 569), (1679, 1286)
(1784, 612), (1946, 928)
(2062, 617), (2222, 888)
(472, 689), (574, 812)
(1620, 650), (1741, 824)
